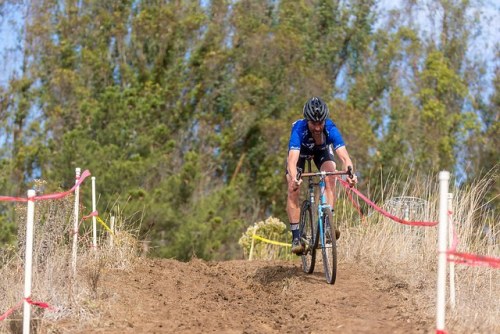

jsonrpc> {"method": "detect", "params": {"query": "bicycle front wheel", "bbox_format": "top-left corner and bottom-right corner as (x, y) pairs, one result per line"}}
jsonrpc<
(321, 208), (337, 284)
(299, 200), (317, 274)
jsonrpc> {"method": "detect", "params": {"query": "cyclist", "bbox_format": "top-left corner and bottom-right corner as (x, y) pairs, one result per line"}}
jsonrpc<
(286, 97), (358, 254)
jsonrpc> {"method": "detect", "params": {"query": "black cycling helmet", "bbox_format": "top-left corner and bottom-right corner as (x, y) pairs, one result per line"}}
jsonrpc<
(303, 97), (329, 122)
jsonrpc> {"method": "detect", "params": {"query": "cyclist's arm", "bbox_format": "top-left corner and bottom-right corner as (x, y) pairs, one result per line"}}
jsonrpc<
(335, 146), (357, 184)
(287, 149), (300, 181)
(335, 146), (353, 172)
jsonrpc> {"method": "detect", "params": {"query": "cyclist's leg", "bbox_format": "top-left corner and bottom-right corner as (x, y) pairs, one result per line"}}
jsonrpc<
(320, 160), (337, 208)
(314, 148), (341, 240)
(313, 147), (337, 210)
(286, 157), (306, 253)
(286, 173), (301, 225)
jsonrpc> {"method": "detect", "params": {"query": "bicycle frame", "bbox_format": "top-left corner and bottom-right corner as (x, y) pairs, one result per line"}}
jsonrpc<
(301, 161), (352, 249)
(317, 172), (331, 248)
(298, 161), (353, 283)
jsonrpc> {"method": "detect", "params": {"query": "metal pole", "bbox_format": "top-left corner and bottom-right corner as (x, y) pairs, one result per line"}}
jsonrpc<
(91, 176), (97, 249)
(448, 193), (456, 309)
(436, 171), (450, 333)
(249, 225), (257, 261)
(109, 216), (115, 248)
(23, 190), (36, 334)
(72, 168), (81, 275)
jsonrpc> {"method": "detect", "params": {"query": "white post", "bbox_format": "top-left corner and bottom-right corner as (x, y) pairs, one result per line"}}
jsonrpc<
(109, 216), (115, 248)
(23, 189), (36, 334)
(249, 225), (257, 261)
(72, 168), (81, 275)
(448, 193), (456, 309)
(91, 176), (97, 249)
(436, 171), (450, 333)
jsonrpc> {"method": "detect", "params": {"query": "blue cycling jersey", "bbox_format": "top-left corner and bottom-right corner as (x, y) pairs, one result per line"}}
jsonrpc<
(288, 119), (345, 153)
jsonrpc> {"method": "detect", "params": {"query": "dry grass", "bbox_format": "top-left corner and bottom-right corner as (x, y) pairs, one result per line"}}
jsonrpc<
(336, 171), (499, 333)
(238, 170), (498, 332)
(0, 195), (140, 334)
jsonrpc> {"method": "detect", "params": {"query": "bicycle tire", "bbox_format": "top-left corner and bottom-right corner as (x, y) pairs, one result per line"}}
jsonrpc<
(299, 200), (318, 274)
(321, 208), (337, 284)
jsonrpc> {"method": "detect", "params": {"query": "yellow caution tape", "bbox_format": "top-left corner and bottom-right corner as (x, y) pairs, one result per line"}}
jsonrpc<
(96, 216), (115, 235)
(252, 234), (290, 247)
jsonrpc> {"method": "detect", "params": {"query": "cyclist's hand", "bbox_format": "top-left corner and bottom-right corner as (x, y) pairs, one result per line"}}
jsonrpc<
(292, 177), (302, 190)
(347, 172), (357, 187)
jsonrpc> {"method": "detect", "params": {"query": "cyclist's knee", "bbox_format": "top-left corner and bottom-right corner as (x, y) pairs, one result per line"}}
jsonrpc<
(320, 160), (336, 172)
(287, 187), (300, 202)
(288, 188), (299, 199)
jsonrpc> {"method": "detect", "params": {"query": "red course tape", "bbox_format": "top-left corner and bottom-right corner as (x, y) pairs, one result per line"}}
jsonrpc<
(335, 176), (438, 227)
(0, 297), (55, 321)
(83, 210), (98, 220)
(0, 170), (91, 203)
(447, 250), (500, 269)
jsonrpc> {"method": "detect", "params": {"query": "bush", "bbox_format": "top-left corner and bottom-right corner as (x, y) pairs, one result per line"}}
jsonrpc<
(239, 216), (292, 260)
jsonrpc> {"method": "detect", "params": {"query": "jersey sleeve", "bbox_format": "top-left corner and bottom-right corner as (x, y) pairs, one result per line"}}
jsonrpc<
(325, 119), (345, 150)
(288, 120), (303, 151)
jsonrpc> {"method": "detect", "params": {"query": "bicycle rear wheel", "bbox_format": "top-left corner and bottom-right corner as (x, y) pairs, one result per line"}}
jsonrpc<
(321, 208), (337, 284)
(299, 200), (318, 274)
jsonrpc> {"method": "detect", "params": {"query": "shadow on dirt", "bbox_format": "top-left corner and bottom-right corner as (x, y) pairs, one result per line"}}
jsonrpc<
(249, 264), (299, 285)
(249, 263), (331, 287)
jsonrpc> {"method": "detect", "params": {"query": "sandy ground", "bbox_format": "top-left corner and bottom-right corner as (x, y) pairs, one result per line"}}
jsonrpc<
(45, 257), (433, 334)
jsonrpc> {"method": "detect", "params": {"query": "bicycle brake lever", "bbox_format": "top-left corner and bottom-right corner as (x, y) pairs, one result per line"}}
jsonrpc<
(347, 166), (353, 179)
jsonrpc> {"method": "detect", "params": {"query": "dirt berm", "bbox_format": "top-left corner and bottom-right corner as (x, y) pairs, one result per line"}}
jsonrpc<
(55, 258), (432, 333)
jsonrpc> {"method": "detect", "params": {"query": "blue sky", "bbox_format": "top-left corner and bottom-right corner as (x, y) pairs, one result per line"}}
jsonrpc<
(0, 19), (14, 86)
(0, 3), (23, 87)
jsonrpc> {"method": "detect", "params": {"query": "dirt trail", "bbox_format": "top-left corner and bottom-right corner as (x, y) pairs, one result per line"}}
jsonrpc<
(55, 258), (432, 333)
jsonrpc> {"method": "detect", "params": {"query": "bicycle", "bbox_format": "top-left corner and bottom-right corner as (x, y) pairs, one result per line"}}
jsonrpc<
(297, 160), (353, 284)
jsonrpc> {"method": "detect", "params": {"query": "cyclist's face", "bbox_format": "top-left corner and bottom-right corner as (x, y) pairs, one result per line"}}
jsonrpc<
(308, 120), (325, 135)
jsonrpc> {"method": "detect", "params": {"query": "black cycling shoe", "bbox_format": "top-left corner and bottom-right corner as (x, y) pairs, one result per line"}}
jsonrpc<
(291, 238), (304, 255)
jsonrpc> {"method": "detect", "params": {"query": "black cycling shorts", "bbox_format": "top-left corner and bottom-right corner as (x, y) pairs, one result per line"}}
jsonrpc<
(286, 145), (335, 175)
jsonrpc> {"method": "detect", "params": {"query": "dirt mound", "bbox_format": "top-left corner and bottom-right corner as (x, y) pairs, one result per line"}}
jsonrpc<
(53, 258), (432, 333)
